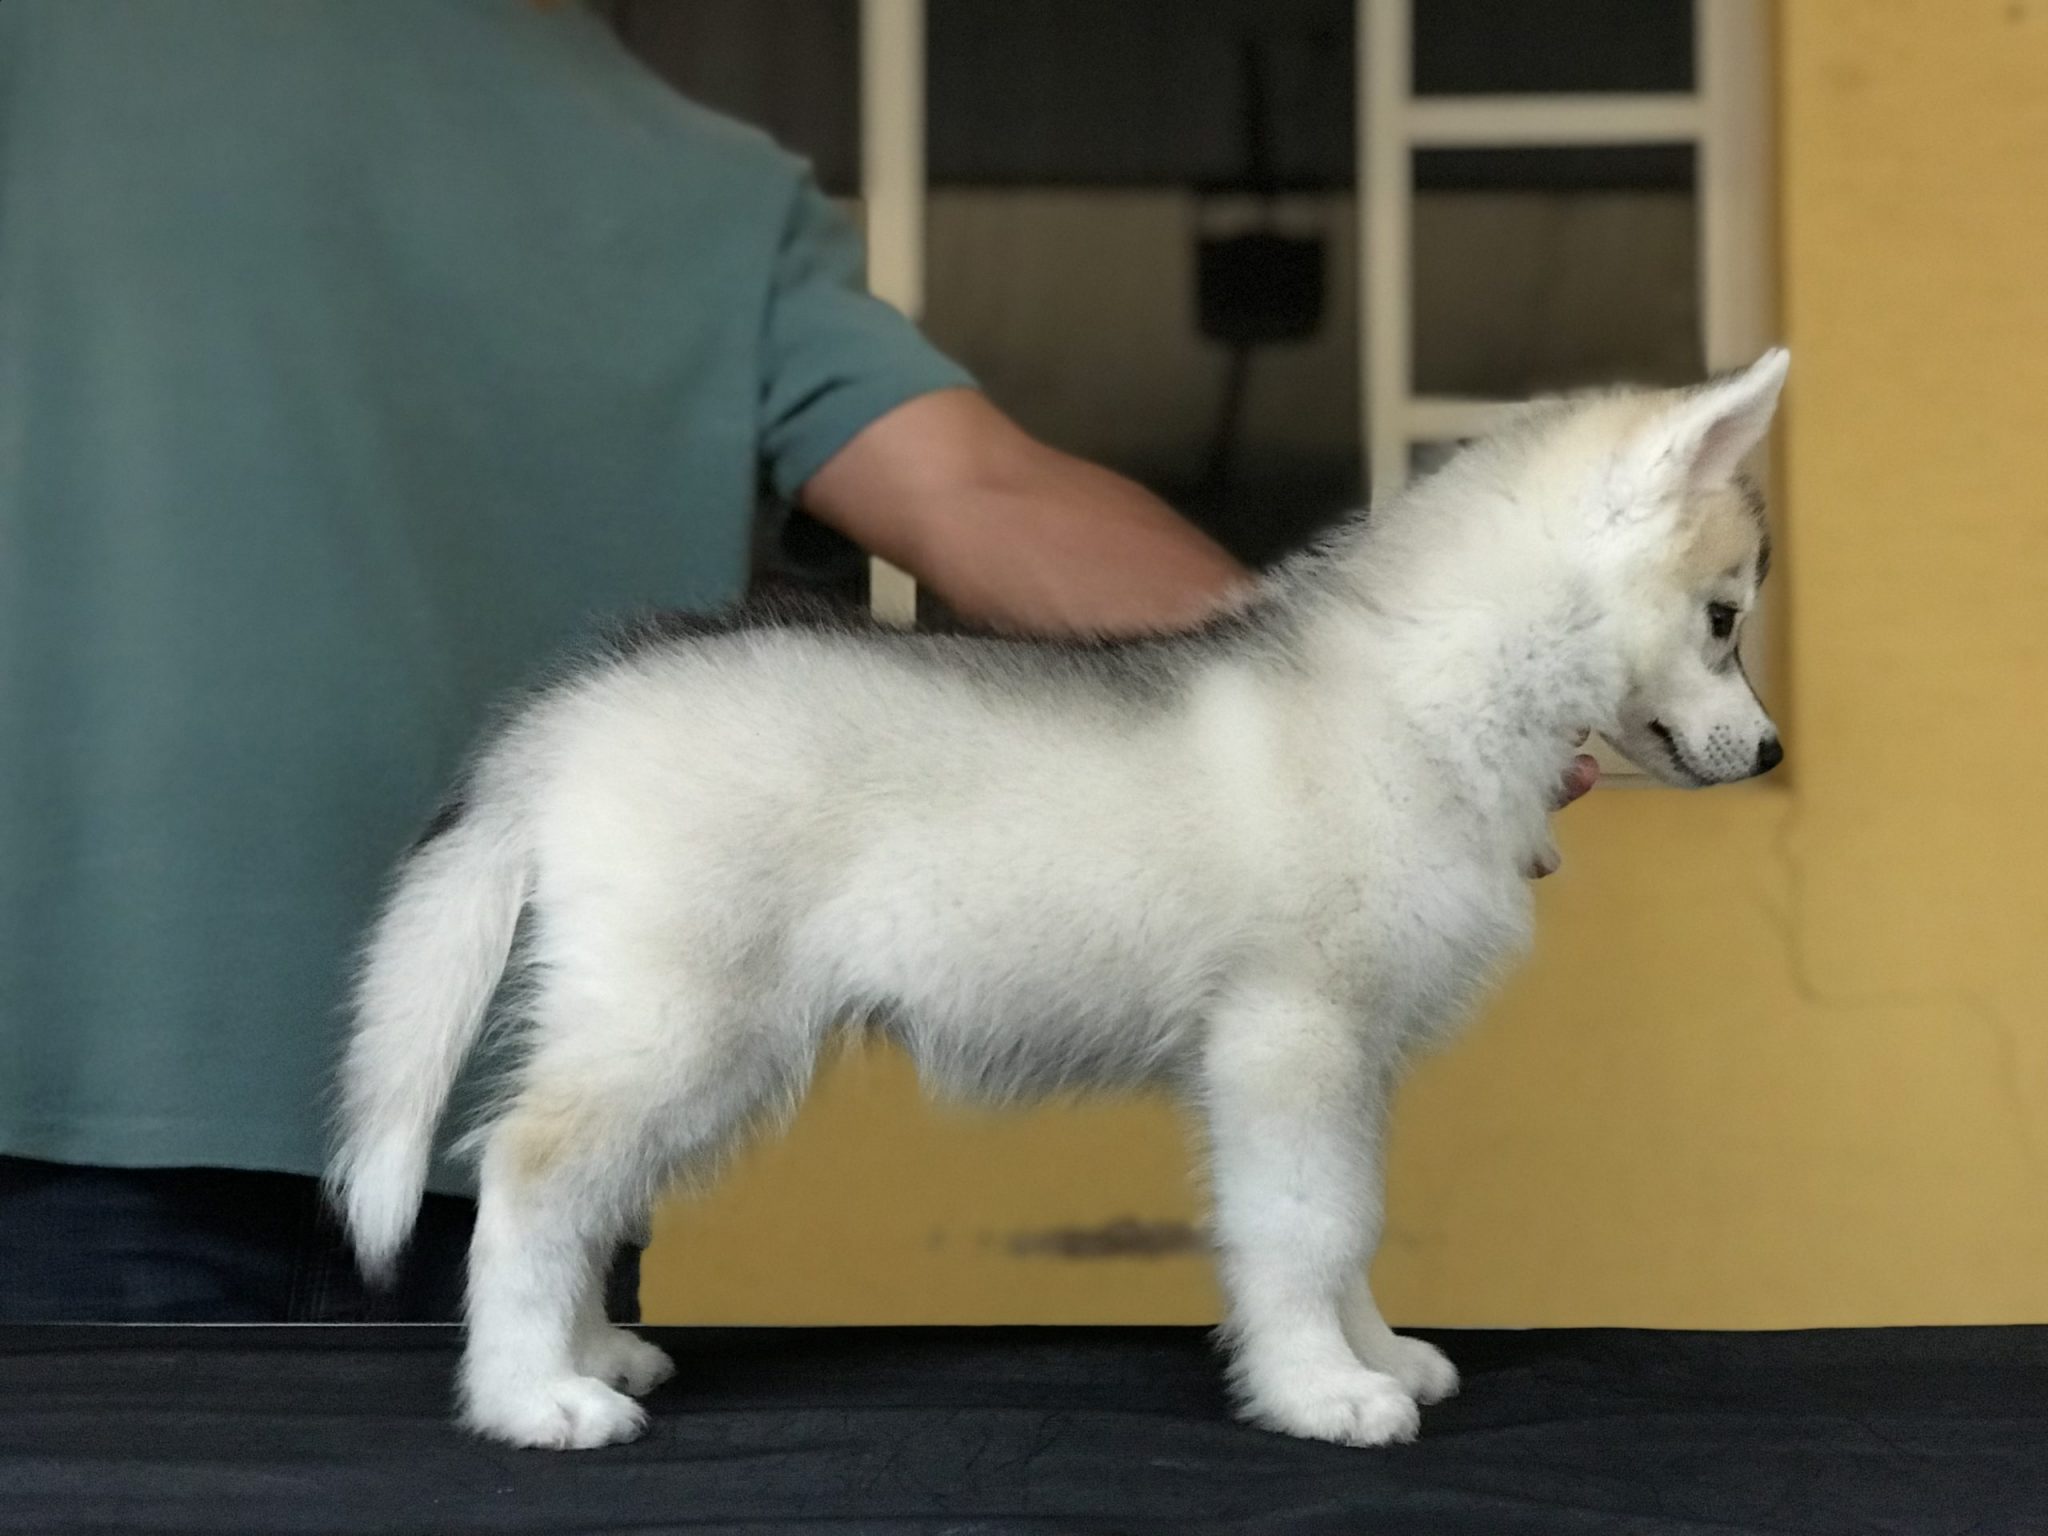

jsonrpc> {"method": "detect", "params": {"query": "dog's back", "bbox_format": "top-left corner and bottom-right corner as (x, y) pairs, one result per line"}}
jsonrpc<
(503, 612), (1337, 1096)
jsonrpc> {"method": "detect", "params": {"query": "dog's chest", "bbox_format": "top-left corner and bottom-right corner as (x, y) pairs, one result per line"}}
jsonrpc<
(1285, 830), (1533, 1039)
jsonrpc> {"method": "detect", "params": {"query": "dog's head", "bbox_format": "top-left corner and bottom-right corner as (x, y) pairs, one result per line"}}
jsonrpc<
(1576, 349), (1787, 787)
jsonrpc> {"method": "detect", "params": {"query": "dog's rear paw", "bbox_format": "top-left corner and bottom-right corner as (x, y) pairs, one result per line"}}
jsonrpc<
(1241, 1367), (1420, 1448)
(576, 1328), (676, 1398)
(1375, 1334), (1460, 1405)
(463, 1374), (649, 1450)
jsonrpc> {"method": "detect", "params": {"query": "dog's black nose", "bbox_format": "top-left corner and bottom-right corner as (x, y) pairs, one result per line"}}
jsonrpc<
(1755, 736), (1784, 775)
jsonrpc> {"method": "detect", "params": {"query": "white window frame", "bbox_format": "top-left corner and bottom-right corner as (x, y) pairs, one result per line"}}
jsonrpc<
(859, 0), (926, 627)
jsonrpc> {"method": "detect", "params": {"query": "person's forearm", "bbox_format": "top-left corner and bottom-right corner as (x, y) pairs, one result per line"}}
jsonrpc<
(908, 446), (1252, 636)
(800, 388), (1253, 637)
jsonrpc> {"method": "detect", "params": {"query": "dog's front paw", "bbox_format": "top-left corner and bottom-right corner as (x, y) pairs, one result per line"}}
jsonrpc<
(1374, 1334), (1459, 1405)
(576, 1327), (676, 1398)
(1240, 1365), (1420, 1448)
(462, 1374), (649, 1450)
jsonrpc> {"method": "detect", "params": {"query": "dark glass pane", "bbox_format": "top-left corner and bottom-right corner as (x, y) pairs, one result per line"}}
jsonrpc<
(1412, 147), (1702, 400)
(1414, 0), (1693, 97)
(930, 0), (1353, 192)
(926, 2), (1360, 571)
(603, 0), (861, 196)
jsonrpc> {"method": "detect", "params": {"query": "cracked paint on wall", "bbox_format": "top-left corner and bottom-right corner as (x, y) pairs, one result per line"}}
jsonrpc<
(1002, 1219), (1207, 1260)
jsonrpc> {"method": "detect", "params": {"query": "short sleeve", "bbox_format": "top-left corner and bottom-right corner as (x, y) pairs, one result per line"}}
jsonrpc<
(757, 176), (977, 500)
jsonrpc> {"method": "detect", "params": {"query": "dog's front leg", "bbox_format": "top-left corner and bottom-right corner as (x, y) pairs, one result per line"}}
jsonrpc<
(1336, 1065), (1459, 1404)
(1202, 990), (1420, 1447)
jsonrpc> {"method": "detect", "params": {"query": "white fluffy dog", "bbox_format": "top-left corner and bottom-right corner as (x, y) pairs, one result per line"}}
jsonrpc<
(331, 351), (1787, 1450)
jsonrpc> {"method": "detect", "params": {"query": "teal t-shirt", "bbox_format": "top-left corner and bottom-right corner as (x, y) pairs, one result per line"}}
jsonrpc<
(0, 1), (972, 1185)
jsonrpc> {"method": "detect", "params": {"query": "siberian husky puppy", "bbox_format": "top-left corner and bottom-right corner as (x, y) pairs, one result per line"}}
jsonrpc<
(331, 351), (1787, 1450)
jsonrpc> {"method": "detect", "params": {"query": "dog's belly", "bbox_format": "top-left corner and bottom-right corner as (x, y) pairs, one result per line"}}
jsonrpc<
(878, 988), (1197, 1103)
(801, 853), (1237, 1103)
(845, 926), (1225, 1103)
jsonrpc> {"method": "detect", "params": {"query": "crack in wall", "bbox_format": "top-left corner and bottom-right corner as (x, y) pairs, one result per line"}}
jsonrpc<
(1768, 795), (2048, 1180)
(1001, 1218), (1207, 1260)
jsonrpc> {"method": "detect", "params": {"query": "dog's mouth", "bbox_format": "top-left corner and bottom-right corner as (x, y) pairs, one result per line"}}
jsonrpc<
(1646, 720), (1708, 786)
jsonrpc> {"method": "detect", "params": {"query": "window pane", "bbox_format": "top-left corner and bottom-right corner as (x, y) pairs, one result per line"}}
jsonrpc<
(1412, 147), (1701, 400)
(930, 0), (1352, 191)
(1414, 0), (1694, 97)
(603, 0), (860, 196)
(926, 0), (1360, 571)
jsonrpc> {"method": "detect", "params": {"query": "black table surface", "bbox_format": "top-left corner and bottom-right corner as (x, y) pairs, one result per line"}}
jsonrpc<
(3, 1323), (2044, 1534)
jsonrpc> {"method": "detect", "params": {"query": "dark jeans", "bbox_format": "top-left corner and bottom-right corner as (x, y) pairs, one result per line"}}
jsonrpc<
(0, 1156), (640, 1324)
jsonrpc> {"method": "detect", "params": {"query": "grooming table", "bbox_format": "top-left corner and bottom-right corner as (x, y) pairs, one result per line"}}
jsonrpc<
(3, 1324), (2042, 1533)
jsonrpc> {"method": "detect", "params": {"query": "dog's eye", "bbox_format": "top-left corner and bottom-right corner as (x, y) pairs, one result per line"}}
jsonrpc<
(1707, 602), (1738, 640)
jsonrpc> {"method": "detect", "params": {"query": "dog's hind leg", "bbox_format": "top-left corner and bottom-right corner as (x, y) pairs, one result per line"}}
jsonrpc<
(461, 1129), (642, 1450)
(459, 1074), (655, 1450)
(458, 968), (792, 1450)
(1203, 986), (1420, 1448)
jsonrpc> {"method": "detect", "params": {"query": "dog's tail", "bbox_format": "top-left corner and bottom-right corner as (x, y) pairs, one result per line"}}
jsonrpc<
(327, 789), (529, 1284)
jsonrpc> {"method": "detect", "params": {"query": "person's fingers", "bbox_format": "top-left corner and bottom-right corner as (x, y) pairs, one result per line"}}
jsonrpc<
(1531, 751), (1602, 876)
(1555, 753), (1601, 808)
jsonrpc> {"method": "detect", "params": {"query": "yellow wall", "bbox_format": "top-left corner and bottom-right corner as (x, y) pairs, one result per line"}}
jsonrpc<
(643, 0), (2048, 1327)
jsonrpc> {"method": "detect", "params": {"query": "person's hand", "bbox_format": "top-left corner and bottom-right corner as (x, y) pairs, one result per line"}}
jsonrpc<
(1527, 736), (1600, 878)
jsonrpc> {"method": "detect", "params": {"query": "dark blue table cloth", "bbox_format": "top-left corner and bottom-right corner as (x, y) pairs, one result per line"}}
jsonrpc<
(3, 1324), (2043, 1533)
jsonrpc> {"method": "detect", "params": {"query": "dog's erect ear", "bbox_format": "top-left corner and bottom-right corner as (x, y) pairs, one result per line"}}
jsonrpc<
(1633, 348), (1789, 496)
